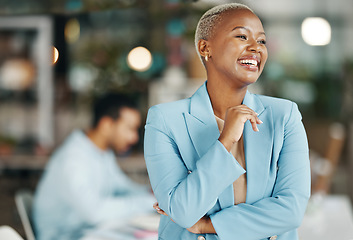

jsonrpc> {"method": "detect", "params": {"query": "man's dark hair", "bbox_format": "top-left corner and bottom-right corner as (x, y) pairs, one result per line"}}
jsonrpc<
(92, 93), (138, 128)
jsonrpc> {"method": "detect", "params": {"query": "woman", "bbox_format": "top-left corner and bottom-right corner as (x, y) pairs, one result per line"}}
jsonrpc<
(144, 3), (310, 240)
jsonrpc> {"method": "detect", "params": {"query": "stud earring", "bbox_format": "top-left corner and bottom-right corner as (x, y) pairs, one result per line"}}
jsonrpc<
(205, 55), (209, 62)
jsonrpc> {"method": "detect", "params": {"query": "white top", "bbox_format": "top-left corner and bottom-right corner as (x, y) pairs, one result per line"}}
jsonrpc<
(33, 130), (155, 240)
(215, 115), (247, 205)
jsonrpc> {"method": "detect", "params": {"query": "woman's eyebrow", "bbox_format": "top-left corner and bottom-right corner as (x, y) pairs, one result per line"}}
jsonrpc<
(232, 26), (248, 31)
(232, 26), (266, 36)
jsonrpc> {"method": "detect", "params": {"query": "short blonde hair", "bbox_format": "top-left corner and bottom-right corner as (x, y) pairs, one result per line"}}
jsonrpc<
(194, 3), (254, 62)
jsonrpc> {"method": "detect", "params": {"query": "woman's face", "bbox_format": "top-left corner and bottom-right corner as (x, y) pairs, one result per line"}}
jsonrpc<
(207, 9), (268, 87)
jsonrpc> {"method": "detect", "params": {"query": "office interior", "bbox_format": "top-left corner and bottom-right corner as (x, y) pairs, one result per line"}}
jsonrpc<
(0, 0), (353, 239)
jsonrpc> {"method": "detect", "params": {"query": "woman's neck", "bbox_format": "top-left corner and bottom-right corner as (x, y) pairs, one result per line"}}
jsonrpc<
(206, 78), (248, 120)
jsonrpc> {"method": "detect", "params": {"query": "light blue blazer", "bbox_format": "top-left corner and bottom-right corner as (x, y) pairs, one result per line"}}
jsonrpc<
(144, 82), (310, 240)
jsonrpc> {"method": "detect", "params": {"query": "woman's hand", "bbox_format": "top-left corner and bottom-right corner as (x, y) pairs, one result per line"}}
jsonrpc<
(153, 202), (169, 217)
(153, 202), (216, 234)
(218, 104), (262, 151)
(186, 216), (215, 234)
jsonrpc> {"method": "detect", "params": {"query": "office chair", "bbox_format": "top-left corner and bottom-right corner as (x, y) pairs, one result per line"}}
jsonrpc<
(312, 122), (346, 193)
(15, 190), (36, 240)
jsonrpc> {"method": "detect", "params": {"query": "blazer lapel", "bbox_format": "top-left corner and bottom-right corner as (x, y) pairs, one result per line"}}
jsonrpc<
(184, 83), (234, 209)
(243, 92), (274, 204)
(184, 85), (274, 208)
(184, 82), (220, 159)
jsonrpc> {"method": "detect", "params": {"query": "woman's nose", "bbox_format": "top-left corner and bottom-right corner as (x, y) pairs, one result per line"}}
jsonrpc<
(247, 39), (261, 53)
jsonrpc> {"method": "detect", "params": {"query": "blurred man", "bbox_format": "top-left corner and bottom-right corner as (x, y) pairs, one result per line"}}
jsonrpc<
(33, 93), (155, 240)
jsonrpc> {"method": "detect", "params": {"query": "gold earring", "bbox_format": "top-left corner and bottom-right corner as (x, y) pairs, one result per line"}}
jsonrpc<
(205, 55), (209, 62)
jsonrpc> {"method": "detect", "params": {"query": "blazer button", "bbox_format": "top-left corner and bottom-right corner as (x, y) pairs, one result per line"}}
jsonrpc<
(197, 236), (205, 240)
(188, 170), (192, 174)
(269, 235), (277, 240)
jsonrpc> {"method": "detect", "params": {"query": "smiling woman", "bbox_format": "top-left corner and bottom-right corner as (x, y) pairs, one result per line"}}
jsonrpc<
(197, 6), (268, 98)
(144, 3), (310, 240)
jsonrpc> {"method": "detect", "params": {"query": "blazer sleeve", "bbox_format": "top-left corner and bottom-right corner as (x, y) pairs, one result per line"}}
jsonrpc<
(144, 105), (246, 228)
(210, 102), (311, 240)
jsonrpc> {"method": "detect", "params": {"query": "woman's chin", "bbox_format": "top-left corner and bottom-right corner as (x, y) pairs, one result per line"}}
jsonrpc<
(239, 75), (259, 86)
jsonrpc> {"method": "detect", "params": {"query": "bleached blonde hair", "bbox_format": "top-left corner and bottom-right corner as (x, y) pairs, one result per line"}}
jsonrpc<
(194, 3), (254, 63)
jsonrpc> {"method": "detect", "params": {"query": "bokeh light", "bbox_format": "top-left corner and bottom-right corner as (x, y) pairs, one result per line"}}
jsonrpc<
(302, 17), (331, 46)
(52, 46), (59, 65)
(126, 46), (152, 72)
(65, 18), (80, 43)
(0, 59), (36, 90)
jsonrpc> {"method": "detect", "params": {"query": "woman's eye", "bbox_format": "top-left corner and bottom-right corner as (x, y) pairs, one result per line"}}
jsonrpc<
(236, 35), (247, 40)
(258, 39), (267, 45)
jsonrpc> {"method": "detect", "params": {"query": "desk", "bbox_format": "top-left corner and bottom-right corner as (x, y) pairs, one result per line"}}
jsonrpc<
(83, 195), (353, 240)
(0, 154), (147, 171)
(81, 214), (160, 240)
(0, 154), (149, 183)
(0, 155), (48, 170)
(298, 194), (353, 240)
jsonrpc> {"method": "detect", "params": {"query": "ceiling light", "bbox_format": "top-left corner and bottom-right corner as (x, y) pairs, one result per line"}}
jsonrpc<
(127, 46), (152, 72)
(301, 17), (331, 46)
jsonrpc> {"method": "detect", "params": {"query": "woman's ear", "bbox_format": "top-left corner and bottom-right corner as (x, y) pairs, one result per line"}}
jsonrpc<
(198, 39), (211, 58)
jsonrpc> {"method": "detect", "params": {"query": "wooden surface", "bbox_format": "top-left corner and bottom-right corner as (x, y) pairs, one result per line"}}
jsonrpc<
(0, 153), (147, 172)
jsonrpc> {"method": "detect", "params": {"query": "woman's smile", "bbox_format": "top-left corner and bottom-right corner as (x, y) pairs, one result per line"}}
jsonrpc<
(204, 9), (268, 87)
(237, 54), (261, 72)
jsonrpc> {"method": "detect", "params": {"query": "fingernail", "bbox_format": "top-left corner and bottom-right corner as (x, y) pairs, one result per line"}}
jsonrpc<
(259, 120), (263, 124)
(255, 112), (259, 116)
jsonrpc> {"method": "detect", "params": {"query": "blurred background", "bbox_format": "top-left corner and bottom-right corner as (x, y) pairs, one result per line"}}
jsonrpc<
(0, 0), (353, 239)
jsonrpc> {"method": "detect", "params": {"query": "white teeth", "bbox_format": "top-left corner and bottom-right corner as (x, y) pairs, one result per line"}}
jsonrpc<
(239, 59), (258, 66)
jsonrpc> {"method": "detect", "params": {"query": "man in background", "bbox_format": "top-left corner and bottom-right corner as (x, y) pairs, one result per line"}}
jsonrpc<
(33, 93), (155, 240)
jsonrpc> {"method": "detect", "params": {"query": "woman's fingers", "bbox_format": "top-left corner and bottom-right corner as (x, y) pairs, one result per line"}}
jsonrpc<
(249, 117), (259, 132)
(238, 111), (261, 132)
(153, 202), (159, 210)
(219, 104), (263, 150)
(231, 106), (262, 124)
(153, 202), (162, 212)
(153, 202), (168, 216)
(237, 106), (263, 130)
(157, 209), (168, 216)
